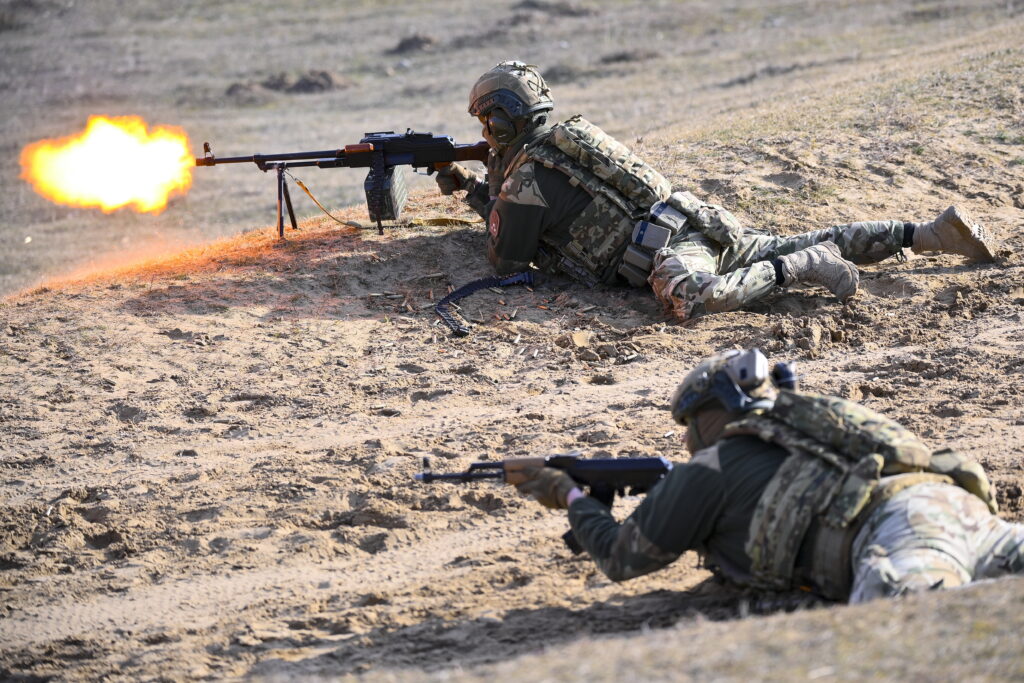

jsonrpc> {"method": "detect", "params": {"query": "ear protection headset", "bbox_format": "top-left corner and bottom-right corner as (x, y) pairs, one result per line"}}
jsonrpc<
(481, 108), (519, 145)
(671, 349), (798, 425)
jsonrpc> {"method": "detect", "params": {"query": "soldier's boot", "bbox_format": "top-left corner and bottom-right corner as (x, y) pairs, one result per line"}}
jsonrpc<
(778, 241), (859, 302)
(910, 205), (995, 261)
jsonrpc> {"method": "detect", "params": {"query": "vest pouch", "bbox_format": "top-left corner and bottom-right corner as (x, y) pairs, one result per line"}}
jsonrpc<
(694, 204), (744, 247)
(822, 454), (883, 528)
(929, 448), (999, 513)
(665, 191), (744, 247)
(664, 190), (703, 216)
(771, 391), (932, 472)
(622, 244), (654, 272)
(560, 193), (636, 283)
(632, 220), (673, 250)
(617, 261), (650, 287)
(649, 199), (689, 233)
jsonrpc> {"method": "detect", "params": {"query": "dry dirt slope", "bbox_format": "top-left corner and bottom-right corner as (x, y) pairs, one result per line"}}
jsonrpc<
(2, 14), (1024, 683)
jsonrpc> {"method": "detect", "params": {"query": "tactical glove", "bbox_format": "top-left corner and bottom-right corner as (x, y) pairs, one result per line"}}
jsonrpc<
(513, 466), (577, 510)
(778, 241), (859, 302)
(435, 163), (478, 195)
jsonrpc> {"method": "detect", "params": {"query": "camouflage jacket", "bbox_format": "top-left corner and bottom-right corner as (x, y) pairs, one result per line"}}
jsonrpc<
(484, 117), (669, 284)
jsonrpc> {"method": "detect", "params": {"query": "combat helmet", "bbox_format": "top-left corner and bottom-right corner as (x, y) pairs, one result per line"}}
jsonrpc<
(468, 61), (553, 149)
(671, 349), (795, 425)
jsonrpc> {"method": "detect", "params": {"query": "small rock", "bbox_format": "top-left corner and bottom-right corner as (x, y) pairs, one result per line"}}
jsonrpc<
(410, 389), (451, 403)
(579, 349), (600, 362)
(112, 402), (145, 424)
(398, 363), (427, 374)
(580, 423), (619, 443)
(176, 449), (199, 457)
(368, 457), (405, 475)
(589, 373), (616, 385)
(159, 328), (194, 341)
(571, 331), (593, 348)
(388, 33), (436, 54)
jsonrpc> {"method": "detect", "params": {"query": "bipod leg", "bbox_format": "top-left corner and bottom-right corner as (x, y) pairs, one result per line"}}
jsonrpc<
(282, 178), (299, 233)
(376, 219), (384, 236)
(275, 165), (286, 240)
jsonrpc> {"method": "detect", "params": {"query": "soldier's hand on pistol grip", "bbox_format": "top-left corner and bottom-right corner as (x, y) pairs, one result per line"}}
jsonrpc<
(435, 162), (474, 195)
(513, 466), (577, 510)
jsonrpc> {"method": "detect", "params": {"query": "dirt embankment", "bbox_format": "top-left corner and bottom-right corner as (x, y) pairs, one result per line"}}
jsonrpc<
(2, 1), (1024, 681)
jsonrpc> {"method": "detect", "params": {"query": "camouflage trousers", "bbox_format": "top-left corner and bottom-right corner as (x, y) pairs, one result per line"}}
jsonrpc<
(649, 220), (905, 321)
(849, 483), (1024, 603)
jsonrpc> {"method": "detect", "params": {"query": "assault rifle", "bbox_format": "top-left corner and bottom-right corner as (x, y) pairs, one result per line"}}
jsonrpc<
(415, 453), (673, 554)
(195, 130), (489, 237)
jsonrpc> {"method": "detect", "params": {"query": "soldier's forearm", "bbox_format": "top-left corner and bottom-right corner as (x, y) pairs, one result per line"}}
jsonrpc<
(568, 498), (680, 582)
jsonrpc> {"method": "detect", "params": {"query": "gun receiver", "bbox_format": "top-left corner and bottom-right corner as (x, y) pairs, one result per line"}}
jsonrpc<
(415, 454), (673, 554)
(196, 131), (489, 237)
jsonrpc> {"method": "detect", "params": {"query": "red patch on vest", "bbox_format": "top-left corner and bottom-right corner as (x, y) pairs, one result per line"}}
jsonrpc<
(488, 209), (501, 240)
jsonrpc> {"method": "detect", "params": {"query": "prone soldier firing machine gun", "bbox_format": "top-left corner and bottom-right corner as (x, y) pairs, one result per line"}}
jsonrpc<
(195, 130), (489, 237)
(415, 453), (672, 553)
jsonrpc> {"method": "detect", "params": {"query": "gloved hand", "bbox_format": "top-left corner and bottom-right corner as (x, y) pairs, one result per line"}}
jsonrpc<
(435, 162), (476, 195)
(513, 466), (578, 509)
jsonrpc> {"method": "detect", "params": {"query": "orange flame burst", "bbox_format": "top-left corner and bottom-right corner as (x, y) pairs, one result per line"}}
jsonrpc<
(20, 115), (194, 214)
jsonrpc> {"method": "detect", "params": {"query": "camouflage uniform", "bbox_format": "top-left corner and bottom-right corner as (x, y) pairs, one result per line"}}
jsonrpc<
(568, 397), (1023, 603)
(850, 483), (1024, 602)
(650, 220), (906, 321)
(456, 61), (994, 319)
(467, 128), (910, 318)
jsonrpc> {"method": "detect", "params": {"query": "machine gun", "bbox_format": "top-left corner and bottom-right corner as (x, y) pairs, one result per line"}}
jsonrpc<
(195, 130), (489, 237)
(415, 453), (673, 554)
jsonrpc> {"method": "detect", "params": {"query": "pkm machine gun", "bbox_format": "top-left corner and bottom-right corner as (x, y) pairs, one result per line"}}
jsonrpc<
(196, 130), (489, 237)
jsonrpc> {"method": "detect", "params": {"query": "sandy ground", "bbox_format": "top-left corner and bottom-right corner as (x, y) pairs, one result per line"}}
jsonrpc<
(2, 0), (1024, 680)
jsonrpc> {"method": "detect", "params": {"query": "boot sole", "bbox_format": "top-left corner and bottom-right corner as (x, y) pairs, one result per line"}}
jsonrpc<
(941, 206), (995, 261)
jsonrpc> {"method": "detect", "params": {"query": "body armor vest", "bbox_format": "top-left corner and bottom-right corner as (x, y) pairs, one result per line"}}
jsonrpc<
(719, 390), (996, 600)
(504, 116), (671, 284)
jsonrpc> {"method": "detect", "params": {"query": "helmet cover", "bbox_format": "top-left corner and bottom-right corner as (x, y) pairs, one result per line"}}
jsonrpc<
(468, 60), (554, 119)
(671, 349), (779, 424)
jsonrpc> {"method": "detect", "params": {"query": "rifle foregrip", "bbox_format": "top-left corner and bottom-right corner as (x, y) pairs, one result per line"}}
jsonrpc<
(502, 457), (548, 485)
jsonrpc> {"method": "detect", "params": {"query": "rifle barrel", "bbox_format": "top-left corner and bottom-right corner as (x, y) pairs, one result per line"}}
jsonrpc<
(414, 471), (504, 483)
(195, 149), (346, 167)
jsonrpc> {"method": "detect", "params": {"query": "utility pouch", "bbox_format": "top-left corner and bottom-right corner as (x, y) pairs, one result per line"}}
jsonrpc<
(617, 261), (650, 287)
(632, 220), (673, 250)
(663, 191), (744, 247)
(649, 200), (690, 233)
(622, 244), (654, 272)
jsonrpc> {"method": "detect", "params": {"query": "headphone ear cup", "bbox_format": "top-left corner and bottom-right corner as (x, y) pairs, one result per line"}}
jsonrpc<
(486, 110), (518, 144)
